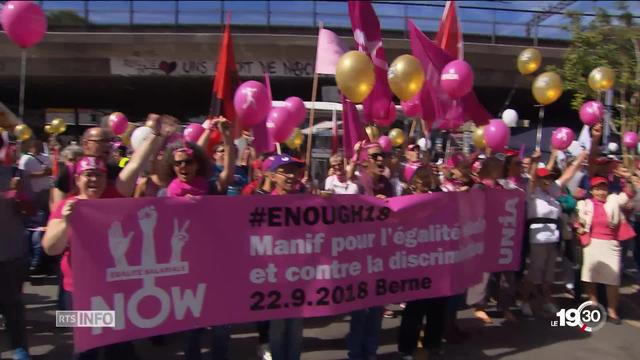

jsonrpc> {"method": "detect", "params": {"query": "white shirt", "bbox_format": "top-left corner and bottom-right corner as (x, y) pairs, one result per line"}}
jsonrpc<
(324, 175), (359, 195)
(527, 181), (562, 244)
(18, 153), (52, 193)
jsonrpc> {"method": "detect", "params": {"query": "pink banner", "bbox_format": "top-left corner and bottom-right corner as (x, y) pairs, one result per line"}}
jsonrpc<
(69, 189), (524, 351)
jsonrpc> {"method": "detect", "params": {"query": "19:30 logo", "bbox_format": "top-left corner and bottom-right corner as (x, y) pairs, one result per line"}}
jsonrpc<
(551, 301), (607, 332)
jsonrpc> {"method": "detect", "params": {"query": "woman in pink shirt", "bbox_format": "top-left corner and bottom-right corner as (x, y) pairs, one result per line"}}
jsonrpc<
(576, 176), (636, 324)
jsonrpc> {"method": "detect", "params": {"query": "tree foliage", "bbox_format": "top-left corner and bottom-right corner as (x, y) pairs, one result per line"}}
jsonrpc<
(46, 10), (89, 26)
(551, 1), (639, 134)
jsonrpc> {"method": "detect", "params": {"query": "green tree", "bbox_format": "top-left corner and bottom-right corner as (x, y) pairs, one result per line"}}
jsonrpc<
(551, 2), (639, 138)
(46, 10), (89, 26)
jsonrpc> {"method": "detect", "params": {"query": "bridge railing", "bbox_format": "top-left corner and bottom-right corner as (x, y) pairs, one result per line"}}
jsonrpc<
(5, 1), (616, 44)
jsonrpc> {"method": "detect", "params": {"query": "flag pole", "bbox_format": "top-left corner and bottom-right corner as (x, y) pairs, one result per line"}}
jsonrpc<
(19, 49), (27, 119)
(305, 22), (324, 176)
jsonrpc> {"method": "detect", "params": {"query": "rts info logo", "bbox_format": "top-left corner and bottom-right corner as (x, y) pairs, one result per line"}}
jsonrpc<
(550, 301), (607, 332)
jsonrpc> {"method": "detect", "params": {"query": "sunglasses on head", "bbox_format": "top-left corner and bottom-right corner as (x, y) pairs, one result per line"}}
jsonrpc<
(369, 152), (386, 160)
(173, 159), (194, 167)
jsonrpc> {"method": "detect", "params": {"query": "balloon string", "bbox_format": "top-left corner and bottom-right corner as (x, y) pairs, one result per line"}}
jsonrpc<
(499, 76), (520, 116)
(535, 106), (545, 151)
(19, 49), (27, 119)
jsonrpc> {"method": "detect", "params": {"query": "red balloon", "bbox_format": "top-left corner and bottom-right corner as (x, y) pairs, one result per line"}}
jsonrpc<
(1, 1), (47, 48)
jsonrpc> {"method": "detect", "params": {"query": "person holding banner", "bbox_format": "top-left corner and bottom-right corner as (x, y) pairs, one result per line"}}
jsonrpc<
(42, 156), (139, 360)
(161, 118), (235, 360)
(348, 141), (393, 360)
(398, 165), (447, 359)
(469, 155), (518, 324)
(263, 154), (307, 360)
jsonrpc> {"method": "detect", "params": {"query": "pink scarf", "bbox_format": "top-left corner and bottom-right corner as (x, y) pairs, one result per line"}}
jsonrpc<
(166, 177), (209, 197)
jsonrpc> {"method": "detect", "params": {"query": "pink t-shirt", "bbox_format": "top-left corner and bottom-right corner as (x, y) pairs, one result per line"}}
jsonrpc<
(590, 200), (616, 240)
(50, 197), (77, 291)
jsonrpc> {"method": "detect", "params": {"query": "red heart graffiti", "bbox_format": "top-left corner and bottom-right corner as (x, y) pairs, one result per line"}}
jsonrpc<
(159, 61), (177, 75)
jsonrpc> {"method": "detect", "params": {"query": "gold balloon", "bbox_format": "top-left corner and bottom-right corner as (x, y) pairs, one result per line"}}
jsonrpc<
(285, 128), (304, 149)
(335, 51), (375, 103)
(516, 48), (542, 75)
(532, 71), (563, 105)
(14, 124), (32, 141)
(472, 126), (486, 149)
(588, 66), (615, 91)
(50, 118), (67, 134)
(365, 125), (380, 142)
(388, 128), (405, 147)
(44, 124), (53, 134)
(388, 54), (425, 101)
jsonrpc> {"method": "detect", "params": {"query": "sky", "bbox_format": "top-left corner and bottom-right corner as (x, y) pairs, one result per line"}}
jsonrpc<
(19, 1), (640, 40)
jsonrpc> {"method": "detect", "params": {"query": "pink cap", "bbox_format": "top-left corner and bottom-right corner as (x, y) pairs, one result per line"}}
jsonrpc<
(75, 156), (107, 174)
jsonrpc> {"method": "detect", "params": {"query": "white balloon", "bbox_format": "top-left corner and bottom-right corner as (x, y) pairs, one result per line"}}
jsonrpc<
(501, 109), (518, 127)
(130, 126), (153, 151)
(608, 142), (619, 153)
(417, 137), (431, 151)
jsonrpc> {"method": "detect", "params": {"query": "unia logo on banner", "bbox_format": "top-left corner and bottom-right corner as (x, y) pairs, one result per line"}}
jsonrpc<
(90, 206), (207, 334)
(550, 301), (607, 332)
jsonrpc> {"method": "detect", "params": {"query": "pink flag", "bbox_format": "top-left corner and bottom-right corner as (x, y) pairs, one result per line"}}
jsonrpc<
(348, 0), (393, 122)
(315, 28), (346, 75)
(436, 0), (463, 60)
(408, 20), (491, 130)
(342, 95), (366, 159)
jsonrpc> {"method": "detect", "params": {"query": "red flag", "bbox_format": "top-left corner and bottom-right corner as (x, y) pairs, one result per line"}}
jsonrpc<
(348, 0), (393, 123)
(435, 0), (463, 60)
(211, 13), (238, 123)
(408, 20), (490, 129)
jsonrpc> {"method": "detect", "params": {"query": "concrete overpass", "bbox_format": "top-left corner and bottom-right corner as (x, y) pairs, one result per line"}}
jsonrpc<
(0, 29), (570, 134)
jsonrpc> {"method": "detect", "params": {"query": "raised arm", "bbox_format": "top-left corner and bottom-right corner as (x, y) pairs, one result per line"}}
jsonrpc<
(556, 150), (588, 188)
(42, 200), (75, 256)
(546, 149), (558, 171)
(116, 114), (173, 197)
(588, 123), (602, 177)
(213, 119), (236, 194)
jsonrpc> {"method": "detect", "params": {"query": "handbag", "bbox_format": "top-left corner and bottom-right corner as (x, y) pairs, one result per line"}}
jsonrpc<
(557, 187), (577, 214)
(617, 217), (636, 241)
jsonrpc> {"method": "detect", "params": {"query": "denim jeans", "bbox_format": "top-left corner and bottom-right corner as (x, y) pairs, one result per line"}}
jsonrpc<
(347, 307), (383, 360)
(27, 229), (43, 269)
(61, 289), (138, 360)
(269, 318), (303, 360)
(183, 326), (231, 360)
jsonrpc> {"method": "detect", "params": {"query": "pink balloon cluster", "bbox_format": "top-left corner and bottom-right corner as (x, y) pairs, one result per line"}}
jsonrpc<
(483, 119), (510, 151)
(267, 97), (306, 143)
(1, 1), (47, 48)
(551, 127), (575, 151)
(579, 101), (604, 126)
(623, 131), (639, 149)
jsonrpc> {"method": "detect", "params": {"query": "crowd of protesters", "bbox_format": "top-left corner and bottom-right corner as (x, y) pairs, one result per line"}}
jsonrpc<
(2, 116), (640, 360)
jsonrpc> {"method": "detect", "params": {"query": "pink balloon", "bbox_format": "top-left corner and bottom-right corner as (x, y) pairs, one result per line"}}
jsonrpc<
(1, 1), (47, 48)
(373, 102), (397, 127)
(233, 81), (270, 128)
(283, 97), (306, 126)
(377, 135), (392, 153)
(551, 127), (575, 151)
(183, 123), (205, 143)
(440, 60), (474, 99)
(108, 112), (129, 136)
(579, 100), (604, 126)
(483, 119), (510, 151)
(623, 131), (639, 149)
(401, 96), (422, 117)
(267, 107), (295, 143)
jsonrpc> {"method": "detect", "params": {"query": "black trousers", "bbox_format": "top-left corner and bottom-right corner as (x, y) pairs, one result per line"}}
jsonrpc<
(397, 296), (447, 355)
(0, 258), (28, 350)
